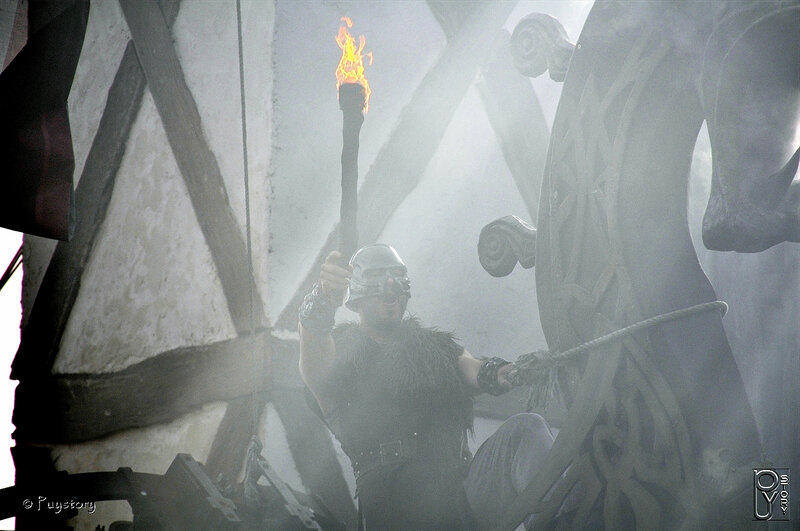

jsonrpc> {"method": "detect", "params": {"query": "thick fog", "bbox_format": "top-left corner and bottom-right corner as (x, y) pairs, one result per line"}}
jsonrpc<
(267, 0), (594, 498)
(5, 0), (796, 526)
(270, 2), (798, 516)
(271, 1), (591, 356)
(689, 125), (800, 520)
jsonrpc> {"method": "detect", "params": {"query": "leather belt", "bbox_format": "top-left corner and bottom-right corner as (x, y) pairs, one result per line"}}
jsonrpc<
(352, 433), (418, 480)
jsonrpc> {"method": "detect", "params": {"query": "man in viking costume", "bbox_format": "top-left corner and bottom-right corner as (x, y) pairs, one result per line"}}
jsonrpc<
(299, 244), (557, 529)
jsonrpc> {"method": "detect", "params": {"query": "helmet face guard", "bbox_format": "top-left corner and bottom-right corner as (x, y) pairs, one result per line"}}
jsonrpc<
(345, 244), (411, 310)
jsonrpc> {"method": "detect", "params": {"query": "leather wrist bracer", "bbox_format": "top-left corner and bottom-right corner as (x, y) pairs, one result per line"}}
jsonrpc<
(478, 357), (511, 396)
(299, 282), (337, 333)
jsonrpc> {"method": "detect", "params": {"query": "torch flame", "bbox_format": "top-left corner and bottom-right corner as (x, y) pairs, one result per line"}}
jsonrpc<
(336, 16), (372, 113)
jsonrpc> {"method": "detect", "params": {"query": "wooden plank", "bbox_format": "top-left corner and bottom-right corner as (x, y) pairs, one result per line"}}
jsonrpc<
(267, 335), (357, 526)
(203, 332), (306, 488)
(205, 394), (267, 486)
(428, 1), (548, 224)
(11, 1), (182, 380)
(426, 1), (478, 40)
(206, 334), (357, 527)
(13, 331), (271, 444)
(274, 0), (517, 331)
(272, 387), (358, 530)
(120, 0), (264, 335)
(13, 330), (354, 527)
(476, 31), (549, 223)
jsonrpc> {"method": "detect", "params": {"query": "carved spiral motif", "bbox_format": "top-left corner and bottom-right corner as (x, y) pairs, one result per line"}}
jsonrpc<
(510, 13), (575, 82)
(478, 215), (536, 277)
(510, 15), (549, 78)
(478, 227), (518, 277)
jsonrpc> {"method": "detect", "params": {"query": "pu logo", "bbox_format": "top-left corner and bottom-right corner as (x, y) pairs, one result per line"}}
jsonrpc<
(753, 468), (790, 521)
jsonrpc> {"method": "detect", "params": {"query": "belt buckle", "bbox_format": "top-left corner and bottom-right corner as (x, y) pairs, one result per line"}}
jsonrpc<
(379, 439), (403, 465)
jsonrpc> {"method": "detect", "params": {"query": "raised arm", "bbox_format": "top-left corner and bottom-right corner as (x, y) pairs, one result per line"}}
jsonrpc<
(298, 251), (351, 412)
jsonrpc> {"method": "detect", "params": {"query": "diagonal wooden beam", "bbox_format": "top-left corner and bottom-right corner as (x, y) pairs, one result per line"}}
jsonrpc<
(13, 330), (271, 444)
(120, 0), (264, 335)
(263, 335), (358, 527)
(11, 1), (182, 380)
(204, 394), (267, 486)
(426, 0), (479, 40)
(476, 31), (549, 223)
(428, 1), (549, 223)
(272, 387), (358, 529)
(205, 333), (357, 527)
(274, 0), (517, 331)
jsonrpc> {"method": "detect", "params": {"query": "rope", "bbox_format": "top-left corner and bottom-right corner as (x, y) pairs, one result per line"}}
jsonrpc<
(0, 245), (22, 293)
(555, 300), (725, 363)
(508, 300), (729, 408)
(235, 0), (259, 436)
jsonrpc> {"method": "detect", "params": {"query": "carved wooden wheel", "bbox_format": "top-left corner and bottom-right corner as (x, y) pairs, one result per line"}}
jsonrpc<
(505, 14), (703, 527)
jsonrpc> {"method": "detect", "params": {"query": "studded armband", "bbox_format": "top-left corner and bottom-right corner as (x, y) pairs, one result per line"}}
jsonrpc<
(477, 357), (512, 396)
(299, 282), (337, 334)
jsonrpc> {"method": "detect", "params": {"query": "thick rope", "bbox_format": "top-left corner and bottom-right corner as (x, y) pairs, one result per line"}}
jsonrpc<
(0, 245), (22, 293)
(508, 300), (728, 409)
(235, 0), (259, 436)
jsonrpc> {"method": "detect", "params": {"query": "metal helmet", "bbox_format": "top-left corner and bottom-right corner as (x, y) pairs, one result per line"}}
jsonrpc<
(344, 244), (411, 310)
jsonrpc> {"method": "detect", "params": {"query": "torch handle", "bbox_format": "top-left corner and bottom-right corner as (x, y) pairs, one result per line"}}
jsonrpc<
(339, 83), (365, 261)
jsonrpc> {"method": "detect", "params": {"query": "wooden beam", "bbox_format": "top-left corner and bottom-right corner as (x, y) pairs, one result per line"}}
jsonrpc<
(13, 330), (271, 444)
(274, 0), (517, 331)
(205, 394), (267, 486)
(272, 387), (358, 530)
(120, 0), (264, 335)
(206, 334), (357, 527)
(266, 335), (357, 527)
(426, 1), (478, 40)
(428, 1), (548, 223)
(11, 1), (182, 380)
(15, 329), (355, 527)
(476, 31), (549, 223)
(427, 2), (552, 422)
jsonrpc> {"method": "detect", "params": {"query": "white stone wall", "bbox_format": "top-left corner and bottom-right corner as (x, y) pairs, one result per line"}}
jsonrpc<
(51, 402), (227, 531)
(51, 0), (274, 374)
(54, 87), (238, 373)
(22, 0), (131, 324)
(16, 0), (275, 527)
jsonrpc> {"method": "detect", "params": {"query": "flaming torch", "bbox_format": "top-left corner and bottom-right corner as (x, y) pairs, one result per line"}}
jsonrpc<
(335, 17), (372, 259)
